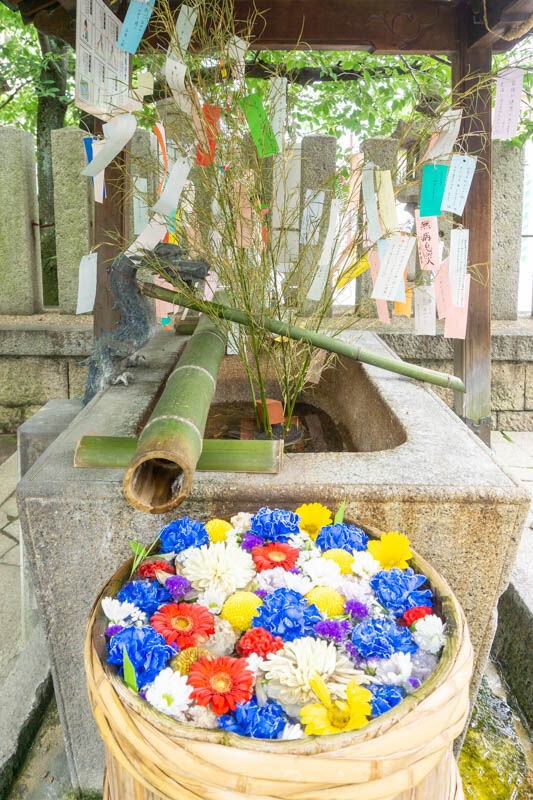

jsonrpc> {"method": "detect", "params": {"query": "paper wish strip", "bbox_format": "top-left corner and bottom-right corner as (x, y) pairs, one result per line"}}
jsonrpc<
(227, 36), (248, 83)
(234, 183), (253, 248)
(301, 190), (325, 246)
(117, 0), (155, 55)
(125, 213), (167, 257)
(153, 122), (168, 193)
(414, 285), (436, 335)
(371, 234), (415, 302)
(165, 58), (192, 115)
(444, 274), (470, 340)
(369, 248), (390, 324)
(307, 200), (339, 301)
(82, 114), (137, 176)
(195, 104), (221, 166)
(376, 169), (398, 234)
(424, 108), (462, 161)
(76, 253), (98, 314)
(448, 228), (469, 307)
(239, 94), (279, 158)
(493, 68), (524, 141)
(441, 154), (477, 217)
(152, 155), (192, 216)
(434, 258), (451, 320)
(415, 210), (439, 271)
(361, 165), (381, 243)
(269, 76), (287, 149)
(419, 164), (448, 217)
(166, 4), (197, 56)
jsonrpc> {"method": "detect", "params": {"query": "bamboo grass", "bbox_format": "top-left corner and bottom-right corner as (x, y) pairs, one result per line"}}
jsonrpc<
(140, 282), (466, 393)
(85, 525), (473, 800)
(74, 435), (283, 473)
(122, 311), (227, 514)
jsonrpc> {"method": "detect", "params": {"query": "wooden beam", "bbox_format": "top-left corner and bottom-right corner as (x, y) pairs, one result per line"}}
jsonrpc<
(142, 0), (460, 54)
(468, 0), (533, 51)
(452, 7), (492, 445)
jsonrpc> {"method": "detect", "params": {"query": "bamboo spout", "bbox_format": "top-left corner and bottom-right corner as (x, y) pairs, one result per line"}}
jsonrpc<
(123, 312), (226, 514)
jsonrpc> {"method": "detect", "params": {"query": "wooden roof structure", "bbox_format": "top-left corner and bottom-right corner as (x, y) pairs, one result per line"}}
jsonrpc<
(5, 0), (533, 443)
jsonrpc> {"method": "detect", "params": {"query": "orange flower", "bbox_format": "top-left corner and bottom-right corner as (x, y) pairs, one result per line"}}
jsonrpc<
(188, 656), (255, 714)
(251, 542), (299, 572)
(150, 603), (214, 649)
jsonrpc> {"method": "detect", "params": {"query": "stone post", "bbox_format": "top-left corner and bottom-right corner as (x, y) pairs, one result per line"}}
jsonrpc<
(51, 128), (94, 314)
(491, 141), (524, 321)
(0, 127), (43, 314)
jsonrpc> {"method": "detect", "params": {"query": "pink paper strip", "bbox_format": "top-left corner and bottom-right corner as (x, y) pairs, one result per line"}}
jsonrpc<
(234, 182), (253, 248)
(203, 271), (219, 301)
(434, 258), (451, 320)
(369, 247), (390, 324)
(415, 210), (440, 271)
(154, 274), (178, 320)
(444, 274), (470, 340)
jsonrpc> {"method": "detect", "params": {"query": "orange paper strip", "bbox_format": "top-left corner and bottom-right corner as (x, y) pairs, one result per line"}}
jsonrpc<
(153, 122), (168, 194)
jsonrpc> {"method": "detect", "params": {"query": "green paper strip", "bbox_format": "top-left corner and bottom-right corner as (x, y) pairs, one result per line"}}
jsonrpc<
(239, 94), (280, 158)
(334, 499), (346, 524)
(123, 646), (138, 693)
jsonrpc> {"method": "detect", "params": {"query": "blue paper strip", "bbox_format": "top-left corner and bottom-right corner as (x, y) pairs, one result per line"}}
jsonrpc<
(83, 136), (106, 199)
(420, 164), (448, 217)
(117, 0), (155, 55)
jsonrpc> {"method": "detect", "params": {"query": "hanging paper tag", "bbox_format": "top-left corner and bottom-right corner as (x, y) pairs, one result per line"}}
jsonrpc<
(117, 0), (155, 55)
(203, 271), (219, 301)
(133, 176), (148, 234)
(415, 210), (439, 271)
(152, 156), (192, 216)
(173, 4), (197, 53)
(76, 253), (98, 314)
(371, 234), (415, 301)
(234, 182), (253, 248)
(434, 258), (451, 319)
(268, 76), (287, 149)
(125, 213), (167, 256)
(424, 109), (462, 161)
(227, 36), (248, 83)
(165, 58), (192, 115)
(307, 200), (339, 301)
(361, 165), (381, 243)
(195, 104), (221, 166)
(369, 247), (390, 324)
(227, 322), (241, 355)
(239, 94), (280, 158)
(493, 68), (524, 141)
(82, 114), (137, 177)
(394, 286), (413, 318)
(448, 228), (469, 307)
(414, 285), (436, 335)
(419, 164), (448, 217)
(133, 71), (154, 101)
(444, 274), (470, 339)
(153, 122), (168, 194)
(301, 190), (325, 246)
(153, 274), (178, 320)
(336, 253), (370, 290)
(376, 169), (398, 234)
(441, 154), (477, 216)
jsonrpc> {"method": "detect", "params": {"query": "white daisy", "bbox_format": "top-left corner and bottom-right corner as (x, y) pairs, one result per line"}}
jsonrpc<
(101, 597), (147, 626)
(412, 614), (446, 654)
(255, 567), (313, 596)
(196, 588), (226, 615)
(182, 541), (255, 597)
(204, 617), (239, 657)
(351, 550), (382, 579)
(279, 722), (305, 740)
(230, 512), (254, 535)
(145, 668), (193, 718)
(374, 652), (413, 687)
(185, 704), (219, 729)
(302, 557), (342, 588)
(245, 653), (266, 678)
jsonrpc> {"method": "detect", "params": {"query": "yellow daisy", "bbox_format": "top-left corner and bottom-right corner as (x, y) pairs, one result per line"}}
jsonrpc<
(205, 518), (233, 543)
(367, 531), (413, 569)
(295, 503), (333, 541)
(299, 674), (372, 735)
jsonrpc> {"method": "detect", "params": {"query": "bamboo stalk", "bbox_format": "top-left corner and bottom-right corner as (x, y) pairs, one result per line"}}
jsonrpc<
(122, 312), (227, 514)
(74, 436), (283, 473)
(140, 282), (466, 393)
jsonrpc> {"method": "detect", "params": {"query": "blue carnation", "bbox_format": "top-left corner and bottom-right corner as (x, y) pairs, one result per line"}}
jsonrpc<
(250, 507), (300, 543)
(219, 698), (287, 739)
(370, 568), (433, 617)
(351, 618), (417, 659)
(315, 523), (368, 553)
(252, 588), (321, 642)
(159, 517), (209, 553)
(107, 626), (174, 688)
(117, 579), (172, 617)
(369, 684), (404, 717)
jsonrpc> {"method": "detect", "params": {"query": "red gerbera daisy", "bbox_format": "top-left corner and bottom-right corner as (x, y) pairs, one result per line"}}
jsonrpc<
(236, 627), (284, 658)
(188, 656), (254, 715)
(150, 603), (214, 648)
(137, 559), (174, 580)
(251, 542), (299, 572)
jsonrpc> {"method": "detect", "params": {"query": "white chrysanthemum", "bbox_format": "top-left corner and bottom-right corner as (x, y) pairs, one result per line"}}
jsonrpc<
(230, 512), (254, 534)
(279, 722), (305, 740)
(145, 668), (193, 718)
(337, 575), (374, 603)
(225, 528), (240, 547)
(204, 617), (239, 657)
(413, 615), (446, 654)
(196, 588), (226, 615)
(255, 567), (313, 596)
(260, 636), (368, 715)
(296, 547), (321, 571)
(174, 545), (196, 565)
(302, 557), (342, 587)
(101, 597), (147, 626)
(182, 542), (255, 597)
(351, 550), (381, 579)
(186, 704), (219, 729)
(288, 531), (313, 550)
(374, 652), (412, 686)
(245, 653), (265, 678)
(284, 571), (314, 595)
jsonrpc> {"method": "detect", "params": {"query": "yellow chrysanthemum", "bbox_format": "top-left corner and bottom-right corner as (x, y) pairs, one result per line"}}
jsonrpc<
(322, 549), (354, 575)
(299, 674), (372, 735)
(295, 503), (333, 541)
(367, 531), (413, 569)
(305, 586), (345, 617)
(205, 518), (233, 543)
(221, 591), (262, 631)
(171, 647), (212, 675)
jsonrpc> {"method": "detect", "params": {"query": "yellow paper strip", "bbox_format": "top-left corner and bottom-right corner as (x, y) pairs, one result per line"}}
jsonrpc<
(336, 254), (370, 289)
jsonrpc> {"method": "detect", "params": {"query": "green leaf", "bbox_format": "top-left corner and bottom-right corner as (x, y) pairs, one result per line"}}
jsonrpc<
(129, 539), (146, 557)
(123, 647), (138, 693)
(334, 499), (346, 524)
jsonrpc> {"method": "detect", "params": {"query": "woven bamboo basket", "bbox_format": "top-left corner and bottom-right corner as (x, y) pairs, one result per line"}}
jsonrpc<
(85, 526), (473, 800)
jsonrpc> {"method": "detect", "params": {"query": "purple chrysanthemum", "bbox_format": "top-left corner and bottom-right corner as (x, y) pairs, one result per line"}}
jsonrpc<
(241, 532), (264, 551)
(254, 589), (268, 599)
(105, 624), (124, 638)
(314, 619), (350, 643)
(345, 641), (363, 666)
(345, 599), (369, 621)
(165, 574), (192, 601)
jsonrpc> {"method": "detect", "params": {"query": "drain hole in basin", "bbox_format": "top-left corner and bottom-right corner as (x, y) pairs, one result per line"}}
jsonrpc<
(131, 457), (185, 511)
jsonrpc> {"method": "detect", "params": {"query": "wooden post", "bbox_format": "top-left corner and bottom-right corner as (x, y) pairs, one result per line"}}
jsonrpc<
(92, 118), (130, 338)
(452, 18), (492, 445)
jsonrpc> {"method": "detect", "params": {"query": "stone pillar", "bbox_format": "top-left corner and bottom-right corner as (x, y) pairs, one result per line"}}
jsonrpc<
(52, 128), (94, 314)
(0, 127), (43, 314)
(491, 141), (524, 321)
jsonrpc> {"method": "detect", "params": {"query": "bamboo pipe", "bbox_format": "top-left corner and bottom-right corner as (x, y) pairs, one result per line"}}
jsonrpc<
(140, 282), (466, 393)
(122, 312), (226, 514)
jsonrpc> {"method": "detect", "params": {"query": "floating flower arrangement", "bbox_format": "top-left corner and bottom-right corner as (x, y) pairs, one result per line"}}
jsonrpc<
(103, 506), (447, 740)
